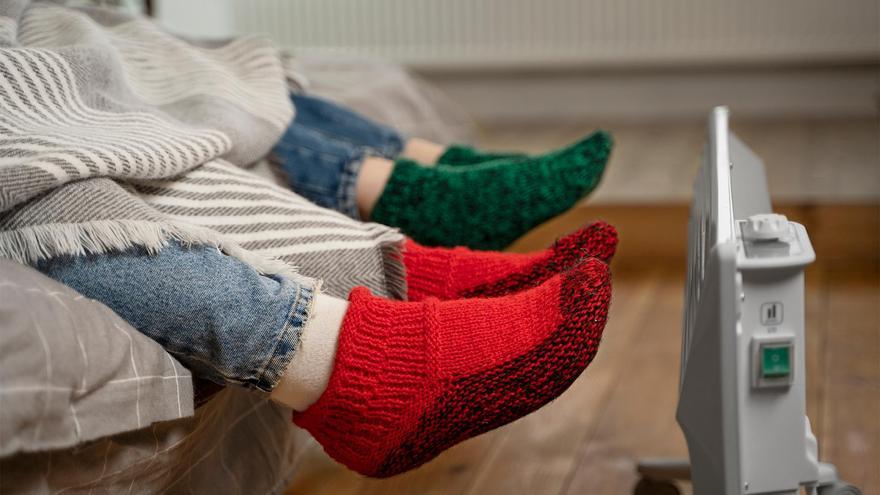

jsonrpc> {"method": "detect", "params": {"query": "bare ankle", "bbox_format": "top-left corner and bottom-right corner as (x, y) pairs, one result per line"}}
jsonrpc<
(355, 156), (395, 219)
(402, 138), (445, 165)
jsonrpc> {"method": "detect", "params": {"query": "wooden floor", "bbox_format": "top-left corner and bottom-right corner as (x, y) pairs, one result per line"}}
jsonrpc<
(286, 237), (879, 495)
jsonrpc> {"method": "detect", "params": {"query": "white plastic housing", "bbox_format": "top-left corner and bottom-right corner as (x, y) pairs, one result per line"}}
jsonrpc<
(677, 107), (821, 495)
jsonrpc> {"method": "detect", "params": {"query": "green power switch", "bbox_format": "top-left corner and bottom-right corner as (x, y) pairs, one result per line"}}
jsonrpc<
(761, 345), (791, 378)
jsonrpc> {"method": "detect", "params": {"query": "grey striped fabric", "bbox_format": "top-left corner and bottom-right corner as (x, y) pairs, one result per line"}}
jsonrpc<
(0, 0), (405, 300)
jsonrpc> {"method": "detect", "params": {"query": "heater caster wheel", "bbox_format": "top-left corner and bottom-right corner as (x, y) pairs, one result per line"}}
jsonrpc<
(633, 478), (680, 495)
(818, 482), (862, 495)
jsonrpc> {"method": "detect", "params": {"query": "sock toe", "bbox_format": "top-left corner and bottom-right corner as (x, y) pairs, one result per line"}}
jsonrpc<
(556, 130), (613, 194)
(458, 221), (618, 298)
(553, 220), (619, 264)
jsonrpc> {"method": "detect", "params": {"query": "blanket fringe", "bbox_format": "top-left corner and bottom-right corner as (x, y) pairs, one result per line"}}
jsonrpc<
(375, 228), (408, 301)
(0, 219), (298, 277)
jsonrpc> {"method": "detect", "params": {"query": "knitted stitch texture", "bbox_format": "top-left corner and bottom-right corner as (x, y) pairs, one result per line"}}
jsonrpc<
(404, 221), (618, 301)
(437, 144), (526, 166)
(371, 131), (613, 250)
(292, 258), (612, 477)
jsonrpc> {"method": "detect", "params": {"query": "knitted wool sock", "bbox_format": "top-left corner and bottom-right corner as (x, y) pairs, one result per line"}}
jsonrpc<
(293, 258), (611, 477)
(371, 131), (612, 250)
(404, 221), (617, 301)
(436, 144), (526, 166)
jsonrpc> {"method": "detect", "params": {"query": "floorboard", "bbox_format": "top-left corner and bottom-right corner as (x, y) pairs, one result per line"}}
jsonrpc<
(819, 261), (880, 492)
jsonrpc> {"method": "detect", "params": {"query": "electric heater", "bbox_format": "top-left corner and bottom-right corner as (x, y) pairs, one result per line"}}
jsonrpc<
(633, 107), (861, 495)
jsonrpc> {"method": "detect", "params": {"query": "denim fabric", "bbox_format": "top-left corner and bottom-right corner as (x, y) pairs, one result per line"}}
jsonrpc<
(37, 242), (315, 393)
(291, 94), (404, 159)
(271, 94), (405, 219)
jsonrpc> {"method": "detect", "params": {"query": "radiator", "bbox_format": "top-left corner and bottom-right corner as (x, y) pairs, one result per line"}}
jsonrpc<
(158, 0), (879, 69)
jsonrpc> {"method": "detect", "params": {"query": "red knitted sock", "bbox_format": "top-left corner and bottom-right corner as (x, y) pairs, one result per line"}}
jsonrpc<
(293, 258), (611, 477)
(404, 221), (617, 301)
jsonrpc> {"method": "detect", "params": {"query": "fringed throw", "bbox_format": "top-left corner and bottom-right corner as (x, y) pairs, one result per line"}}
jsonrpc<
(0, 1), (405, 300)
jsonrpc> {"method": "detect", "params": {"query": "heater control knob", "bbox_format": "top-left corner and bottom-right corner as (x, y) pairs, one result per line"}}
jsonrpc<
(742, 213), (789, 241)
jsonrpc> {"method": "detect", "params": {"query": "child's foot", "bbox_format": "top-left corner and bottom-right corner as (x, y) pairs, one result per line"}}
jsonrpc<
(293, 258), (612, 477)
(437, 144), (527, 166)
(370, 131), (613, 250)
(404, 221), (617, 301)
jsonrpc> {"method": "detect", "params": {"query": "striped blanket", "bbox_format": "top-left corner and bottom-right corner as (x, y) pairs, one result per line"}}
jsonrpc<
(0, 0), (405, 300)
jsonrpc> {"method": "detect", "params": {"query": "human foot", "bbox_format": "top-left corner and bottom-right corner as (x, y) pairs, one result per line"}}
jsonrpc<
(404, 220), (617, 301)
(292, 258), (612, 477)
(370, 131), (613, 250)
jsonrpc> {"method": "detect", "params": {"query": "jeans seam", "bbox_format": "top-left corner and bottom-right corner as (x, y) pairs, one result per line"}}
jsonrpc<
(337, 148), (367, 220)
(253, 281), (317, 392)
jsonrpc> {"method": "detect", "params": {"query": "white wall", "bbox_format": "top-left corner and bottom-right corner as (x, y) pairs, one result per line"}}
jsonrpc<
(155, 0), (236, 39)
(157, 0), (879, 69)
(154, 0), (880, 120)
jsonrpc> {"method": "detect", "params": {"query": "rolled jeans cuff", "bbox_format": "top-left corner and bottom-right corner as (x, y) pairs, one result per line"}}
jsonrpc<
(255, 281), (317, 393)
(336, 149), (367, 221)
(271, 126), (371, 221)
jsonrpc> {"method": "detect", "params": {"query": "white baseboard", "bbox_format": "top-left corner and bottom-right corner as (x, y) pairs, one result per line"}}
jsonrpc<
(418, 65), (879, 122)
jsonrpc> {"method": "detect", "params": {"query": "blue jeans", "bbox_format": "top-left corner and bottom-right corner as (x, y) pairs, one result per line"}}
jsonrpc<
(271, 93), (405, 219)
(37, 242), (315, 393)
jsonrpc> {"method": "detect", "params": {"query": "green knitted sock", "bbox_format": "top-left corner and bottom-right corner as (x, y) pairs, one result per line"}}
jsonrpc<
(372, 131), (613, 250)
(437, 145), (527, 166)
